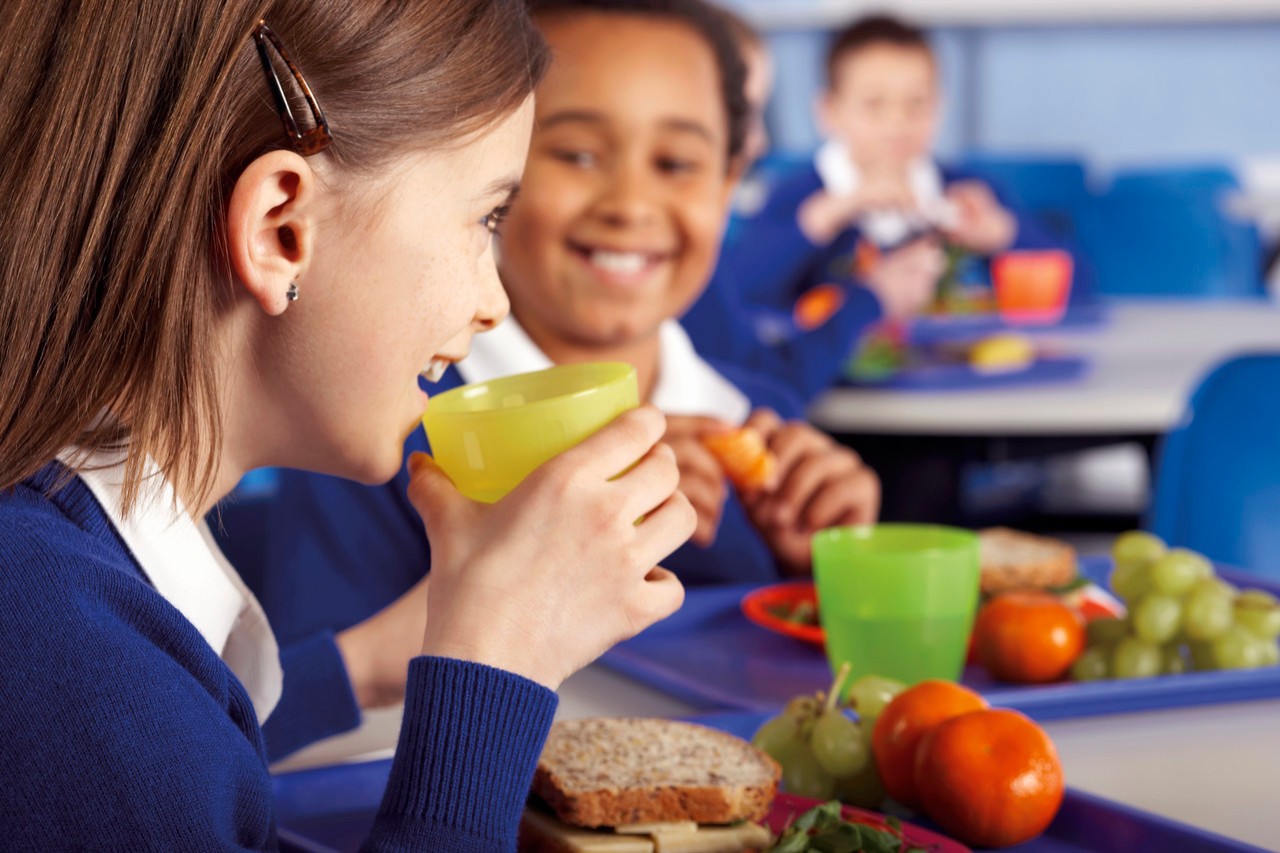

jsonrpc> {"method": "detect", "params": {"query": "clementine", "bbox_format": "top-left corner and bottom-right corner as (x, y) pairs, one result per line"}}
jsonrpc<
(914, 708), (1065, 848)
(869, 680), (987, 809)
(700, 427), (776, 491)
(973, 591), (1085, 684)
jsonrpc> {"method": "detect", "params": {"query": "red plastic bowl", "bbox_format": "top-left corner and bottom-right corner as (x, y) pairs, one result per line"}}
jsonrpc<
(764, 793), (971, 852)
(740, 582), (825, 646)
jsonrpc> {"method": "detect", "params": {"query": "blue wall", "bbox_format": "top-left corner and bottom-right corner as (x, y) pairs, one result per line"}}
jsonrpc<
(761, 22), (1280, 173)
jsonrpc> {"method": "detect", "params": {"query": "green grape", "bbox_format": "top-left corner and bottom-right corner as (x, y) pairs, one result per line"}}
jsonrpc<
(1260, 640), (1280, 667)
(1188, 640), (1217, 671)
(811, 710), (869, 777)
(1161, 644), (1189, 675)
(752, 714), (801, 762)
(1132, 594), (1183, 644)
(1110, 560), (1153, 604)
(1183, 584), (1235, 641)
(1213, 625), (1272, 670)
(1235, 590), (1280, 640)
(1070, 646), (1110, 681)
(1191, 576), (1238, 597)
(1149, 549), (1212, 598)
(1111, 637), (1162, 679)
(844, 675), (906, 723)
(833, 752), (886, 810)
(781, 742), (836, 799)
(1086, 617), (1129, 648)
(1112, 531), (1166, 568)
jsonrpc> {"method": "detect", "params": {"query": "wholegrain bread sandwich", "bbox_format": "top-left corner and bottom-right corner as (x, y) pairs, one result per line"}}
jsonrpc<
(978, 528), (1078, 595)
(519, 717), (780, 853)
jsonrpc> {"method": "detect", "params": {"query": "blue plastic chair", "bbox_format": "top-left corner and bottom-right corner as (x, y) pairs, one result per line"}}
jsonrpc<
(957, 153), (1091, 243)
(1079, 165), (1262, 298)
(1149, 353), (1280, 580)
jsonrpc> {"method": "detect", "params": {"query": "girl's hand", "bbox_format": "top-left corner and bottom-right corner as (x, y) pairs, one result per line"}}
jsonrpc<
(737, 409), (881, 576)
(335, 576), (430, 709)
(406, 406), (693, 690)
(664, 415), (734, 548)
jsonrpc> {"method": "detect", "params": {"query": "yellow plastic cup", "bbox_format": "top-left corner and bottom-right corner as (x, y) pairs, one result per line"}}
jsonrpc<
(813, 524), (981, 686)
(421, 362), (639, 503)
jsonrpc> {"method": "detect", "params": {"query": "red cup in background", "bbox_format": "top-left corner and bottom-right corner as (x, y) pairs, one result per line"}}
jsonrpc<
(991, 250), (1074, 325)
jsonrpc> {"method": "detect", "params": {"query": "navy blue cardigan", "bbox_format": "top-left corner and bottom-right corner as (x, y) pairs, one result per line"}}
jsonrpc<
(0, 463), (556, 851)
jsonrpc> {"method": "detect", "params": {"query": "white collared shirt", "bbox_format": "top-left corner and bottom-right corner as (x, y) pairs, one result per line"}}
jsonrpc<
(458, 317), (753, 425)
(59, 447), (282, 723)
(814, 141), (957, 247)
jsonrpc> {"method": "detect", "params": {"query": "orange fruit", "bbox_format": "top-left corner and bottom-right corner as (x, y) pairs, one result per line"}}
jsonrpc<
(974, 591), (1085, 684)
(870, 680), (987, 809)
(915, 708), (1065, 848)
(700, 427), (776, 491)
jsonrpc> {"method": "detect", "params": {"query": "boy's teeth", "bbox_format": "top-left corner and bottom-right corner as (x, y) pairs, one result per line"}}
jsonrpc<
(589, 250), (648, 275)
(420, 358), (449, 383)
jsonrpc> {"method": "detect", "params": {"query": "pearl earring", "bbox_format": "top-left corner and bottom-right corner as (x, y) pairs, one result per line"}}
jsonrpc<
(286, 281), (299, 302)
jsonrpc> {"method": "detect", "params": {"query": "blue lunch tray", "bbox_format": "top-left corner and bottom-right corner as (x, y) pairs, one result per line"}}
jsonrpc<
(597, 557), (1280, 719)
(909, 301), (1109, 345)
(844, 354), (1090, 392)
(271, 712), (1265, 853)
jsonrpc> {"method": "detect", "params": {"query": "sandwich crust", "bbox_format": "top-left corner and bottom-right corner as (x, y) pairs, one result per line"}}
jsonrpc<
(532, 718), (781, 829)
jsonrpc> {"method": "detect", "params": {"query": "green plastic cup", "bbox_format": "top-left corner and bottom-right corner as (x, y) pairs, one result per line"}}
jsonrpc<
(421, 362), (638, 503)
(812, 524), (981, 687)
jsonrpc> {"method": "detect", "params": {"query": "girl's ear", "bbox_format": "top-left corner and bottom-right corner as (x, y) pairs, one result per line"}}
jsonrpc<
(225, 150), (319, 316)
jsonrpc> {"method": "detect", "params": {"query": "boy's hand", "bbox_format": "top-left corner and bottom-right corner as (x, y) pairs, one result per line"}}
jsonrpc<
(798, 167), (915, 245)
(736, 409), (881, 576)
(863, 236), (946, 320)
(665, 415), (734, 547)
(942, 180), (1017, 254)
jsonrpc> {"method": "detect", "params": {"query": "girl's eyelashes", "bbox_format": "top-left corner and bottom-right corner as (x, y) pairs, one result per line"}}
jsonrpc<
(551, 149), (598, 168)
(656, 156), (701, 175)
(482, 204), (512, 233)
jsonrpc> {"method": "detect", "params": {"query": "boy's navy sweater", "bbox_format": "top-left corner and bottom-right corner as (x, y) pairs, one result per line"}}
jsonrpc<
(682, 160), (1062, 402)
(0, 462), (556, 851)
(240, 361), (801, 760)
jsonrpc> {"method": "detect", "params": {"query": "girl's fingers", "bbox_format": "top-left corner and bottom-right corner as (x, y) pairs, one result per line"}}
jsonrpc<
(801, 468), (881, 532)
(743, 407), (782, 440)
(634, 490), (698, 570)
(767, 424), (832, 485)
(673, 441), (729, 495)
(552, 405), (666, 482)
(630, 566), (686, 629)
(616, 441), (682, 520)
(677, 474), (726, 547)
(771, 451), (858, 526)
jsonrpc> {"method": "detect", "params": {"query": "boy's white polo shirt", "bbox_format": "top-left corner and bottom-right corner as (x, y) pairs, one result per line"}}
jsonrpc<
(59, 446), (283, 724)
(457, 316), (752, 425)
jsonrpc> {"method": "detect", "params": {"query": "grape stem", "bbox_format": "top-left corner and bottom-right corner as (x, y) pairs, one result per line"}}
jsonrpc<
(825, 662), (852, 714)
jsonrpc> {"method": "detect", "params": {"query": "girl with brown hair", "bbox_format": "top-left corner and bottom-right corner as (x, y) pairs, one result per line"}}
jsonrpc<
(0, 0), (693, 849)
